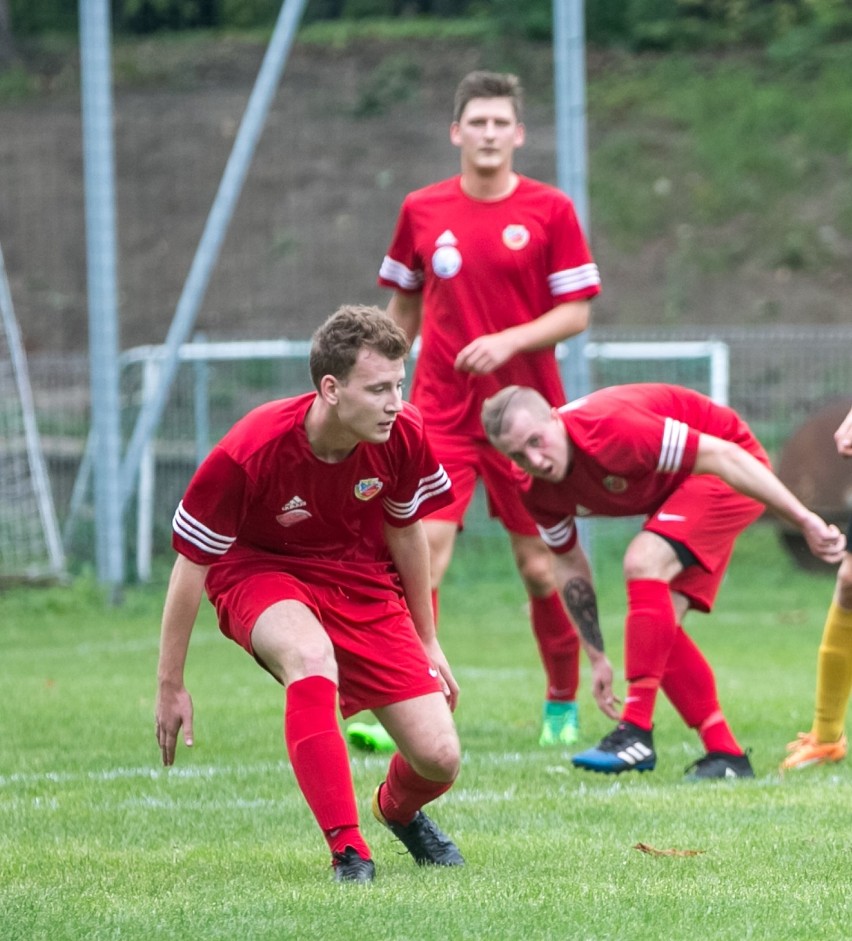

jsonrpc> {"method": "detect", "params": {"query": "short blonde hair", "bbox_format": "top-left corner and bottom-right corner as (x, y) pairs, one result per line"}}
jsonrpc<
(481, 385), (550, 441)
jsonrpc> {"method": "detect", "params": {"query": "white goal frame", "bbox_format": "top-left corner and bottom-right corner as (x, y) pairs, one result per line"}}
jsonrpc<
(123, 337), (730, 581)
(581, 340), (730, 405)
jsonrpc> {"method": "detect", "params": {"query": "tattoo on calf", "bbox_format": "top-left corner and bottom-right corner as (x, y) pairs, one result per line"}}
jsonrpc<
(562, 578), (604, 653)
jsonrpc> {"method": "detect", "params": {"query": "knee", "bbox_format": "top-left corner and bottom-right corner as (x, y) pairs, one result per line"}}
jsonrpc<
(836, 555), (852, 608)
(623, 533), (680, 583)
(515, 549), (556, 596)
(265, 633), (337, 685)
(623, 546), (663, 582)
(413, 728), (461, 783)
(297, 637), (337, 677)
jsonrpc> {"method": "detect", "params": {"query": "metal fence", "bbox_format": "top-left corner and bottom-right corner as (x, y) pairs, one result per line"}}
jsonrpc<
(21, 324), (852, 578)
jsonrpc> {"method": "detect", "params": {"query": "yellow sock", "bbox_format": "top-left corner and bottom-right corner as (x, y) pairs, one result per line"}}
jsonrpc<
(813, 602), (852, 743)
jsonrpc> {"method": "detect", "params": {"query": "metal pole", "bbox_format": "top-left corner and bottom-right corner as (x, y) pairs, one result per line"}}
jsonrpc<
(554, 0), (593, 560)
(553, 0), (591, 404)
(118, 0), (309, 512)
(79, 0), (124, 591)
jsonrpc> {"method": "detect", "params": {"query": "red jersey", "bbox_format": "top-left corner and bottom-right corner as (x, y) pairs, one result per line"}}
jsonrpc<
(520, 384), (768, 553)
(172, 394), (453, 598)
(378, 175), (601, 437)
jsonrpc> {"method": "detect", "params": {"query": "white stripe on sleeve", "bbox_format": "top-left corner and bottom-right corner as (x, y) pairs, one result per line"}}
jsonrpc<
(547, 262), (600, 297)
(172, 501), (236, 556)
(537, 517), (576, 549)
(379, 255), (424, 291)
(383, 465), (452, 520)
(657, 418), (689, 473)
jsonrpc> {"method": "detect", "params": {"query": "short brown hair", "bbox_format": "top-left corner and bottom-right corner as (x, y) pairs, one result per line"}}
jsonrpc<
(453, 70), (523, 123)
(309, 304), (409, 389)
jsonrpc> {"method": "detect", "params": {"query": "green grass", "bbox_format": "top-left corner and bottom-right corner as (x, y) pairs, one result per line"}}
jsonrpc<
(1, 523), (849, 940)
(588, 47), (852, 266)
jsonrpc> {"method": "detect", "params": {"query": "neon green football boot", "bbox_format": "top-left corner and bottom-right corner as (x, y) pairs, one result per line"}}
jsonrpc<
(346, 721), (397, 753)
(539, 700), (579, 746)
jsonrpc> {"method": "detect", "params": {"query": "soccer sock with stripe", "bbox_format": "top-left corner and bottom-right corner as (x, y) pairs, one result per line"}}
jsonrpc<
(622, 579), (677, 730)
(661, 626), (741, 754)
(530, 591), (580, 701)
(284, 675), (370, 860)
(378, 751), (454, 826)
(813, 601), (852, 743)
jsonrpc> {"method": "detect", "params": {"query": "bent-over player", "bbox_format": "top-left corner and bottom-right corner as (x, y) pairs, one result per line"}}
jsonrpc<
(482, 383), (846, 779)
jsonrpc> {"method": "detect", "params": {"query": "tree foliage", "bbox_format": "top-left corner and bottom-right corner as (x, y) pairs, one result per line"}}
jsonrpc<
(5, 0), (852, 49)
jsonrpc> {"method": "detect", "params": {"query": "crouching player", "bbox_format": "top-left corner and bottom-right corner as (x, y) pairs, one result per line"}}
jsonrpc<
(155, 305), (464, 882)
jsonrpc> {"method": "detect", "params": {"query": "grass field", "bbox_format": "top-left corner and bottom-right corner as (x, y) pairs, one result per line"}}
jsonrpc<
(2, 522), (850, 940)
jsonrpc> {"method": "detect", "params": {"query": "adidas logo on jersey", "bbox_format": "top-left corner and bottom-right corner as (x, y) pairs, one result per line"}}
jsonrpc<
(277, 495), (311, 528)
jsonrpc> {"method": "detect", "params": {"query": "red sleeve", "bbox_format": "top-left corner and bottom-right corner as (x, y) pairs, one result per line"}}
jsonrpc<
(546, 194), (601, 303)
(568, 405), (699, 477)
(171, 447), (246, 564)
(378, 198), (423, 294)
(517, 470), (578, 555)
(380, 407), (453, 527)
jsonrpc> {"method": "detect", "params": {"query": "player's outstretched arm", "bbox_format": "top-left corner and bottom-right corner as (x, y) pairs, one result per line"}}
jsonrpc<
(694, 434), (846, 564)
(552, 540), (619, 719)
(834, 405), (852, 457)
(384, 520), (460, 710)
(155, 554), (209, 766)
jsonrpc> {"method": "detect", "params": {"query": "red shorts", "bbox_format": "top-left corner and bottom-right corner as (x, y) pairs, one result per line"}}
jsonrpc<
(425, 429), (539, 536)
(643, 474), (765, 612)
(210, 569), (442, 718)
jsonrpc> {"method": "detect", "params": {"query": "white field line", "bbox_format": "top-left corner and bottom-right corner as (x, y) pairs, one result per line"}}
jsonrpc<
(0, 749), (545, 791)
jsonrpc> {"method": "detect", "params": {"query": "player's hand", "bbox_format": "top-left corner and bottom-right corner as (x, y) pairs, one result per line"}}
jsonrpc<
(155, 682), (194, 766)
(834, 409), (852, 457)
(589, 656), (621, 720)
(454, 332), (516, 375)
(422, 639), (460, 712)
(801, 513), (847, 564)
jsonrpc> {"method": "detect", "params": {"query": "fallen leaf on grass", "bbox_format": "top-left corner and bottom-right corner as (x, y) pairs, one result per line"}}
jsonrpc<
(633, 842), (705, 857)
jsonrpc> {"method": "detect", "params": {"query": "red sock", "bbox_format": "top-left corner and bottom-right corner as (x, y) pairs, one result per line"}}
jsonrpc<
(284, 676), (370, 859)
(622, 579), (678, 729)
(378, 752), (454, 826)
(661, 628), (741, 754)
(530, 592), (580, 700)
(622, 681), (658, 731)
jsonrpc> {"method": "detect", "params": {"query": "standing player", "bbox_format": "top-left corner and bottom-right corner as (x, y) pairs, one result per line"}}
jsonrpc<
(155, 305), (465, 883)
(482, 384), (846, 778)
(373, 70), (601, 749)
(781, 402), (852, 771)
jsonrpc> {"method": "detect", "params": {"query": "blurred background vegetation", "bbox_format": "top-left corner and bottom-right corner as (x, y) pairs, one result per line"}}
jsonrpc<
(1, 0), (852, 51)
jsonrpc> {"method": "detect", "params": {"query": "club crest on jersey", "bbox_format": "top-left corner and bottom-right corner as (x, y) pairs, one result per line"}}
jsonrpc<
(354, 478), (384, 501)
(277, 495), (312, 527)
(603, 475), (628, 493)
(502, 224), (530, 250)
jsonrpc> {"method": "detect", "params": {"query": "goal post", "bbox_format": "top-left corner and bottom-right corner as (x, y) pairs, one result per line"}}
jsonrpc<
(578, 340), (730, 405)
(0, 244), (66, 582)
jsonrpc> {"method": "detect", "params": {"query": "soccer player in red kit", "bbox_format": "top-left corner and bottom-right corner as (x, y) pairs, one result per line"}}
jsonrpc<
(374, 70), (601, 749)
(155, 305), (464, 883)
(482, 383), (846, 779)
